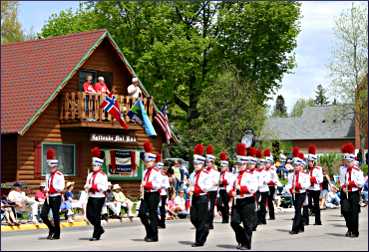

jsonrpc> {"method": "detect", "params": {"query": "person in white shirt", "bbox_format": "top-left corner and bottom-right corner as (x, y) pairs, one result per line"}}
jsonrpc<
(139, 141), (162, 242)
(127, 77), (142, 99)
(340, 143), (365, 238)
(84, 147), (108, 241)
(40, 148), (65, 240)
(217, 151), (235, 224)
(204, 144), (220, 230)
(156, 154), (170, 228)
(189, 144), (211, 247)
(287, 147), (310, 235)
(7, 182), (39, 224)
(245, 147), (258, 231)
(230, 143), (258, 250)
(255, 149), (269, 225)
(264, 148), (279, 220)
(173, 189), (188, 218)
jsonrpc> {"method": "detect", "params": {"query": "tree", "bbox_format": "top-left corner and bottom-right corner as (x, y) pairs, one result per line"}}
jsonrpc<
(314, 84), (329, 106)
(329, 3), (368, 150)
(272, 95), (288, 117)
(290, 98), (315, 117)
(1, 1), (24, 43)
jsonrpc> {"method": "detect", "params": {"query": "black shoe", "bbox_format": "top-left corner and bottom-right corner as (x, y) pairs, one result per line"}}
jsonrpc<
(239, 246), (250, 250)
(191, 243), (204, 247)
(236, 244), (242, 249)
(96, 228), (105, 240)
(350, 233), (359, 238)
(269, 217), (275, 220)
(209, 224), (214, 230)
(51, 235), (60, 240)
(289, 230), (298, 235)
(222, 220), (229, 224)
(314, 222), (322, 225)
(145, 238), (158, 242)
(345, 231), (352, 237)
(89, 237), (100, 241)
(46, 232), (54, 240)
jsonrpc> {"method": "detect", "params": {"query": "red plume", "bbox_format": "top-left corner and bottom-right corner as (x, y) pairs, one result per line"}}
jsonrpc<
(298, 152), (305, 160)
(143, 140), (153, 153)
(206, 144), (214, 155)
(236, 143), (246, 156)
(248, 147), (257, 157)
(194, 144), (204, 155)
(308, 144), (317, 155)
(91, 147), (101, 158)
(342, 143), (355, 154)
(46, 148), (56, 159)
(219, 151), (228, 161)
(256, 149), (262, 158)
(155, 153), (162, 162)
(292, 146), (300, 158)
(263, 148), (271, 157)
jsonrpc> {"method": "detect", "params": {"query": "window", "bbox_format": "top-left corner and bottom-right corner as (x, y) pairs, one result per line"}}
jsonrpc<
(79, 69), (113, 91)
(42, 143), (76, 176)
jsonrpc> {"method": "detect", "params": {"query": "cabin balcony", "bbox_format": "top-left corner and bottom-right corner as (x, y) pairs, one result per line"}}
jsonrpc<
(59, 92), (154, 129)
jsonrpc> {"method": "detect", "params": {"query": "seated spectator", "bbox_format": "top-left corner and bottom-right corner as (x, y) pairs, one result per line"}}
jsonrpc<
(325, 187), (341, 209)
(127, 77), (142, 99)
(60, 182), (75, 223)
(94, 76), (111, 95)
(166, 190), (177, 220)
(1, 196), (19, 226)
(173, 189), (188, 219)
(71, 189), (88, 221)
(34, 183), (46, 203)
(361, 176), (368, 205)
(7, 182), (39, 224)
(111, 184), (134, 221)
(102, 182), (113, 222)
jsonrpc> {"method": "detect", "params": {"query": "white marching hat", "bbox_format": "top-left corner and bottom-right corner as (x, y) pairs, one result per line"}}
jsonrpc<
(91, 147), (104, 167)
(193, 144), (205, 165)
(46, 148), (58, 167)
(143, 141), (156, 162)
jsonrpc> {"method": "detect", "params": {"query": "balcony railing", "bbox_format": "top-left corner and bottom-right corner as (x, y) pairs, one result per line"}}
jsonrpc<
(60, 92), (154, 127)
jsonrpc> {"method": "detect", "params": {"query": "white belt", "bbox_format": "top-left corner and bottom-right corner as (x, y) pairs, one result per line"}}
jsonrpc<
(48, 193), (61, 197)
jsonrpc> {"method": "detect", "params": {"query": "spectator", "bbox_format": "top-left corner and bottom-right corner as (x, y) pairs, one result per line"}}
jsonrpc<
(35, 182), (46, 203)
(82, 75), (97, 120)
(166, 190), (177, 220)
(102, 182), (113, 222)
(111, 184), (134, 221)
(361, 176), (368, 205)
(72, 188), (89, 221)
(1, 196), (19, 226)
(127, 77), (142, 99)
(319, 168), (331, 209)
(94, 76), (111, 95)
(325, 187), (341, 208)
(60, 182), (75, 223)
(7, 182), (39, 224)
(173, 189), (188, 219)
(357, 149), (363, 165)
(172, 160), (186, 193)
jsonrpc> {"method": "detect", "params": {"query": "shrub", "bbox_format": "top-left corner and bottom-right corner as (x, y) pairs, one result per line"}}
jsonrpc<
(318, 153), (342, 176)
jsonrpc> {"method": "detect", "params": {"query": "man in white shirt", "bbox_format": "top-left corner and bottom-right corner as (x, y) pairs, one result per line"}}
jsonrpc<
(127, 77), (142, 99)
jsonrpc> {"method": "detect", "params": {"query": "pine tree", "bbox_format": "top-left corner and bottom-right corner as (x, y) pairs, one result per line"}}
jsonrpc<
(314, 84), (329, 106)
(272, 95), (288, 117)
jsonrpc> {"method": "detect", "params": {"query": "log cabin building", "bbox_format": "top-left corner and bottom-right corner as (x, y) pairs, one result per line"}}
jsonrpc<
(1, 29), (172, 198)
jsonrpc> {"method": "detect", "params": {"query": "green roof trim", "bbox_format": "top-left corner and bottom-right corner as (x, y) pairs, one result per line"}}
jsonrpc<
(19, 31), (108, 136)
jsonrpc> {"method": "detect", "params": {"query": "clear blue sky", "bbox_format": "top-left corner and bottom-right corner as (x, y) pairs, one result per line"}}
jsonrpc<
(18, 1), (366, 113)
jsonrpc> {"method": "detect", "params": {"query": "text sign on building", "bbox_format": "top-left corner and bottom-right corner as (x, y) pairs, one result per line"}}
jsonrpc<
(90, 134), (137, 143)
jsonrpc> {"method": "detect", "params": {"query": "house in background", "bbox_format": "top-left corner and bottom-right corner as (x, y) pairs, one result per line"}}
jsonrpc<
(259, 105), (356, 153)
(1, 29), (173, 197)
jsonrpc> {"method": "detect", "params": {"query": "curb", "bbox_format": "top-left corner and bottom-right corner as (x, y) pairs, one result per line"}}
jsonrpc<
(1, 220), (88, 232)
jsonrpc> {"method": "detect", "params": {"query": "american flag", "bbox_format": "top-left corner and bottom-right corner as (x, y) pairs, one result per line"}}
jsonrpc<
(154, 103), (172, 143)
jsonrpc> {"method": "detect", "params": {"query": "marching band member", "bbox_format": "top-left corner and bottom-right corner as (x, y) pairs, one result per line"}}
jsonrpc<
(230, 143), (258, 250)
(246, 147), (258, 231)
(139, 140), (162, 242)
(338, 146), (348, 217)
(157, 153), (170, 229)
(189, 144), (211, 247)
(341, 143), (365, 238)
(218, 151), (235, 224)
(255, 149), (269, 225)
(84, 147), (109, 241)
(205, 144), (220, 230)
(306, 145), (323, 225)
(287, 147), (310, 235)
(264, 148), (279, 220)
(40, 148), (65, 240)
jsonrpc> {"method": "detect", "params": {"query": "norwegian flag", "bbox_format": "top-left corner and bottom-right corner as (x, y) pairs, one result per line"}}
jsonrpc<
(100, 95), (128, 129)
(154, 103), (172, 143)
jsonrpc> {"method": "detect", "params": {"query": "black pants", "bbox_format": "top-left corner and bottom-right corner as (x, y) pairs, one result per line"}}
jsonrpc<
(218, 189), (229, 223)
(158, 195), (167, 227)
(40, 196), (62, 237)
(231, 197), (256, 249)
(207, 191), (217, 228)
(139, 191), (160, 240)
(291, 192), (306, 232)
(190, 195), (209, 245)
(305, 190), (321, 225)
(340, 188), (347, 215)
(86, 197), (105, 238)
(343, 191), (360, 235)
(257, 191), (268, 225)
(267, 186), (275, 219)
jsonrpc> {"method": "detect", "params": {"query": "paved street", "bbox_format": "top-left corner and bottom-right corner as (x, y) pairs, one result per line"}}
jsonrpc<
(2, 207), (367, 251)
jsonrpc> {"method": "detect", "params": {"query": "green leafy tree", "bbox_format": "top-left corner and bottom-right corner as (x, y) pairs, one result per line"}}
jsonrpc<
(272, 95), (288, 117)
(1, 1), (24, 43)
(290, 98), (315, 117)
(314, 84), (329, 106)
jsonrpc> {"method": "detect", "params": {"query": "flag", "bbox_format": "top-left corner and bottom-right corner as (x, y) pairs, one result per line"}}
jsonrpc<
(128, 99), (157, 137)
(100, 95), (128, 129)
(154, 103), (172, 143)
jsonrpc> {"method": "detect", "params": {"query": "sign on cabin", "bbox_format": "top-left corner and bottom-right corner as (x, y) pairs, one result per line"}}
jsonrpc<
(90, 133), (137, 143)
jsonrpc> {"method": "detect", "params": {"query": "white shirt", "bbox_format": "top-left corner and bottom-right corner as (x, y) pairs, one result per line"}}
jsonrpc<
(189, 170), (211, 195)
(344, 166), (365, 192)
(206, 167), (220, 192)
(308, 166), (324, 191)
(127, 84), (142, 99)
(219, 171), (236, 193)
(84, 171), (109, 198)
(160, 174), (170, 196)
(264, 168), (280, 187)
(7, 191), (28, 204)
(142, 167), (162, 192)
(174, 196), (186, 210)
(287, 171), (310, 194)
(339, 165), (347, 188)
(233, 170), (258, 199)
(256, 170), (270, 192)
(45, 171), (65, 197)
